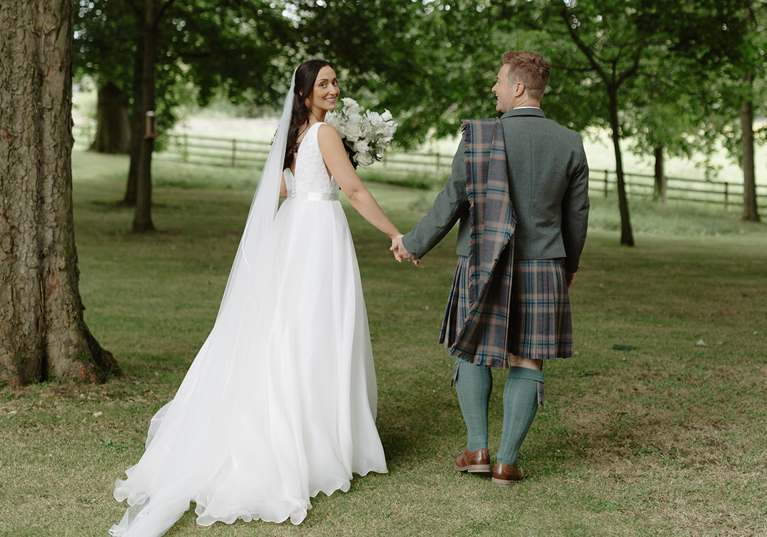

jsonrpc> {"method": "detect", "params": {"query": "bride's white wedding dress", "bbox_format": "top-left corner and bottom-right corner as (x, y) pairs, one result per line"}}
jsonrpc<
(109, 121), (388, 536)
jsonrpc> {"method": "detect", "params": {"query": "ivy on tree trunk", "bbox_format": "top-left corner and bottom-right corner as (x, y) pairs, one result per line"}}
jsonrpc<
(0, 0), (120, 386)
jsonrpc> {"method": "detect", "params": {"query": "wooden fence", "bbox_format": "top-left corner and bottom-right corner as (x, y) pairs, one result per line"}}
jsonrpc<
(162, 132), (272, 168)
(72, 125), (766, 210)
(589, 169), (767, 211)
(159, 133), (454, 177)
(72, 125), (453, 176)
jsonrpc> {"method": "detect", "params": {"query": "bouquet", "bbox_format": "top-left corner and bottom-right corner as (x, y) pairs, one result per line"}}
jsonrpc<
(325, 98), (398, 168)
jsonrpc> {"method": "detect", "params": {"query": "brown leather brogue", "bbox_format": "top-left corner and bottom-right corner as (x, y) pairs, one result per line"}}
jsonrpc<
(491, 462), (525, 486)
(454, 447), (491, 473)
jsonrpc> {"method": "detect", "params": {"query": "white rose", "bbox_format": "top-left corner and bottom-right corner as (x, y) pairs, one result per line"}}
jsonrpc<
(342, 98), (362, 116)
(381, 110), (393, 121)
(355, 151), (375, 168)
(353, 140), (370, 153)
(361, 124), (374, 140)
(367, 111), (385, 129)
(325, 112), (340, 128)
(344, 122), (362, 142)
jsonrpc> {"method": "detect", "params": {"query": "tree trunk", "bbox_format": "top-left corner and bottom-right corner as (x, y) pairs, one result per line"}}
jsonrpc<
(654, 146), (667, 203)
(123, 117), (141, 206)
(608, 88), (635, 246)
(91, 81), (131, 154)
(132, 0), (158, 232)
(123, 17), (146, 206)
(740, 73), (760, 222)
(0, 0), (120, 386)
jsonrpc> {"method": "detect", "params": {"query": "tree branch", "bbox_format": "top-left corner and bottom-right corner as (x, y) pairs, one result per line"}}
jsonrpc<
(154, 0), (177, 26)
(560, 7), (609, 82)
(616, 44), (645, 87)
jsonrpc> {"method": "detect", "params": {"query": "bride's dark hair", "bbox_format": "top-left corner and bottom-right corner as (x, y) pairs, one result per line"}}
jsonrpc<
(283, 59), (334, 170)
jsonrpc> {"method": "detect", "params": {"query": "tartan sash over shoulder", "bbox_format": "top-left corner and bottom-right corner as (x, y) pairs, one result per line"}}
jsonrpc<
(442, 119), (517, 368)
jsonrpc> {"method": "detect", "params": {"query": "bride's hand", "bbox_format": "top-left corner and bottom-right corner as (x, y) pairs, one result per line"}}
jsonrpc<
(390, 234), (404, 263)
(391, 234), (419, 265)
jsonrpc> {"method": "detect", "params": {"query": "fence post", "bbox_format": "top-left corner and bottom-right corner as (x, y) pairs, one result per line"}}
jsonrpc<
(183, 134), (189, 163)
(231, 139), (237, 167)
(435, 152), (440, 176)
(724, 182), (729, 210)
(604, 170), (609, 197)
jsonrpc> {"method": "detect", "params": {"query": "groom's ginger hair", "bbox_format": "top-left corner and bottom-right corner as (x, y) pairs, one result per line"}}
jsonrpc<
(502, 51), (550, 101)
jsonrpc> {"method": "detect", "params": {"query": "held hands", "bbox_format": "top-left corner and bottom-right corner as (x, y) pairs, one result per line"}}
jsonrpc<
(390, 234), (420, 266)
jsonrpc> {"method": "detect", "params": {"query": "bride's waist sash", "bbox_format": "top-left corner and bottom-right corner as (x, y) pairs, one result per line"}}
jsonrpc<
(290, 191), (339, 202)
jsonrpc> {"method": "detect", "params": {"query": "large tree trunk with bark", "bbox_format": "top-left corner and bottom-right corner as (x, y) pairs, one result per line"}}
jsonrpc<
(740, 73), (760, 222)
(132, 0), (158, 232)
(608, 88), (635, 246)
(654, 146), (667, 203)
(91, 81), (131, 154)
(0, 0), (120, 386)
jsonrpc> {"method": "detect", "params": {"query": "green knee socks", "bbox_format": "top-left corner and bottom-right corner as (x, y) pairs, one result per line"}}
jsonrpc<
(496, 366), (544, 466)
(453, 359), (492, 451)
(454, 361), (544, 461)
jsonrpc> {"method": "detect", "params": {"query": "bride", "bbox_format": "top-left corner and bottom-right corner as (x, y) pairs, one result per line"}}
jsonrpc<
(109, 59), (405, 536)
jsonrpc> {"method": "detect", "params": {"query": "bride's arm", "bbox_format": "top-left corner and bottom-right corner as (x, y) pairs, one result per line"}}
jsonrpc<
(317, 125), (401, 240)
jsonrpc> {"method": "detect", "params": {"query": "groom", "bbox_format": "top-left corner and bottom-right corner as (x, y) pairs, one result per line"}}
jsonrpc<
(392, 51), (589, 485)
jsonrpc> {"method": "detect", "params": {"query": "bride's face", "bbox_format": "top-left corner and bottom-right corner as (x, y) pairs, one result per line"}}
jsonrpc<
(306, 66), (339, 115)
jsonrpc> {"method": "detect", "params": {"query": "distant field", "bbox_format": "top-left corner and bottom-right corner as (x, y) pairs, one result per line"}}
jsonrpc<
(72, 115), (767, 214)
(72, 114), (767, 188)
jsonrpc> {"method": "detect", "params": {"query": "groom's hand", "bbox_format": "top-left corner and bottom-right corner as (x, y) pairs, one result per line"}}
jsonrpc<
(390, 235), (419, 265)
(397, 243), (420, 266)
(565, 271), (576, 290)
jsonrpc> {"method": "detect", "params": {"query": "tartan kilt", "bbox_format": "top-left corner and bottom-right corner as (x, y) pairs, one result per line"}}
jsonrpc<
(440, 257), (573, 364)
(440, 256), (473, 355)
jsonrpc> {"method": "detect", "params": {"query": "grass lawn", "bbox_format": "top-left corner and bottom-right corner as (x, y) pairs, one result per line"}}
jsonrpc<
(1, 152), (766, 536)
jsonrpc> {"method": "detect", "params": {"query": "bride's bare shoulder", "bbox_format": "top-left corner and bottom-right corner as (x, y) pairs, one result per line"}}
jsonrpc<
(318, 123), (341, 140)
(317, 124), (343, 153)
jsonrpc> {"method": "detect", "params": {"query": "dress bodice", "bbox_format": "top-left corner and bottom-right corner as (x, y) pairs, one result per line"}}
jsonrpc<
(284, 122), (340, 201)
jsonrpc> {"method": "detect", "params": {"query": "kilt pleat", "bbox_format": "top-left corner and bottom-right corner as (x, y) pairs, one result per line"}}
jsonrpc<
(507, 259), (573, 360)
(440, 256), (471, 349)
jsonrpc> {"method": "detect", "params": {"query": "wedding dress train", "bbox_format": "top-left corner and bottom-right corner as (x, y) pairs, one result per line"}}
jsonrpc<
(109, 121), (387, 536)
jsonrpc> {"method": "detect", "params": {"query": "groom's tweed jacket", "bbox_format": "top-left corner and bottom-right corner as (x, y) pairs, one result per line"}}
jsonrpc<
(401, 108), (589, 274)
(441, 119), (516, 367)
